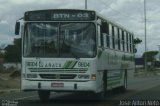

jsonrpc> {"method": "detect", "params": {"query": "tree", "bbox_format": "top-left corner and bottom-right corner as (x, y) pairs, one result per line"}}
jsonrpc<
(142, 51), (158, 64)
(134, 38), (142, 45)
(133, 38), (142, 53)
(4, 38), (21, 63)
(0, 51), (4, 58)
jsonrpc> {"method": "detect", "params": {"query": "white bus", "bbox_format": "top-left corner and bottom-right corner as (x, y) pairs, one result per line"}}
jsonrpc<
(15, 9), (135, 101)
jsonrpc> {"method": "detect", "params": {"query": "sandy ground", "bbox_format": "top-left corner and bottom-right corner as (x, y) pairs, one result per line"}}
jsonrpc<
(0, 71), (20, 90)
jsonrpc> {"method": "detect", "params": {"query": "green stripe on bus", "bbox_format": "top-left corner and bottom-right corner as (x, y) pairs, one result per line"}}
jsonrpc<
(108, 79), (121, 85)
(108, 78), (121, 82)
(63, 61), (72, 68)
(63, 61), (77, 69)
(108, 75), (121, 79)
(108, 77), (121, 81)
(72, 61), (77, 68)
(108, 81), (121, 86)
(68, 61), (77, 68)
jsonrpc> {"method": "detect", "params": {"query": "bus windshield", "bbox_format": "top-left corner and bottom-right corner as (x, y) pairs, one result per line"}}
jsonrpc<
(24, 23), (96, 58)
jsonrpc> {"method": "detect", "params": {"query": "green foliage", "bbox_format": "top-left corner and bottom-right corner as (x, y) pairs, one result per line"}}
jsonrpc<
(133, 38), (142, 53)
(143, 51), (158, 62)
(134, 38), (142, 45)
(0, 54), (4, 58)
(4, 38), (21, 62)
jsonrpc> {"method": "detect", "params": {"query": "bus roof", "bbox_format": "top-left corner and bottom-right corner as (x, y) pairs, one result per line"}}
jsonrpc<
(23, 9), (133, 34)
(24, 9), (96, 21)
(96, 12), (134, 34)
(25, 9), (95, 13)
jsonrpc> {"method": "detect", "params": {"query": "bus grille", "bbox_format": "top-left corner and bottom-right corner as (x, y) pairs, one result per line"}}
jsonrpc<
(30, 68), (87, 73)
(39, 74), (77, 79)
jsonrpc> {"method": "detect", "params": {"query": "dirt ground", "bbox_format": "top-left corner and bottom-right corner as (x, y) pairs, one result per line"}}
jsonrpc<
(0, 70), (20, 90)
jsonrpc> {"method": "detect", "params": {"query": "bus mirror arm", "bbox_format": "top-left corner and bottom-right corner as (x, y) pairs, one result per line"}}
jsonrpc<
(102, 47), (105, 51)
(98, 47), (104, 52)
(134, 48), (137, 53)
(15, 22), (20, 35)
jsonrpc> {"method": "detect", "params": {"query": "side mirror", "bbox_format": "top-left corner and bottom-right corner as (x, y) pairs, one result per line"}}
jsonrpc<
(15, 22), (20, 35)
(134, 48), (137, 53)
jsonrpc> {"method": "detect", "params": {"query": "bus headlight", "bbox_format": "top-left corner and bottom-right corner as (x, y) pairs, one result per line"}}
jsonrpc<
(27, 74), (37, 78)
(91, 74), (96, 80)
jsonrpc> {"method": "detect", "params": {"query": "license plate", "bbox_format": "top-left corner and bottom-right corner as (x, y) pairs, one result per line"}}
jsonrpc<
(51, 83), (64, 87)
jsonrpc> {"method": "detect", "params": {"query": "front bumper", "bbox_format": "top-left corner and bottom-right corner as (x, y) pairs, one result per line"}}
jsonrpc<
(21, 80), (99, 93)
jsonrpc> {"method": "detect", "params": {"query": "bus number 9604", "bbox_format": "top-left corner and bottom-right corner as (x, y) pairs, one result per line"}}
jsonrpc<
(78, 62), (90, 67)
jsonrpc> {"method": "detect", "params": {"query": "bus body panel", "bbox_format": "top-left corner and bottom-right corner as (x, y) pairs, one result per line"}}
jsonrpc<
(97, 48), (134, 90)
(21, 80), (100, 92)
(17, 9), (135, 95)
(21, 58), (103, 93)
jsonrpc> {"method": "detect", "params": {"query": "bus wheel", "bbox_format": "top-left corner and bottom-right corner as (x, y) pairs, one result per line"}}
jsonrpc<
(95, 91), (105, 100)
(103, 71), (107, 96)
(95, 71), (107, 100)
(38, 90), (50, 101)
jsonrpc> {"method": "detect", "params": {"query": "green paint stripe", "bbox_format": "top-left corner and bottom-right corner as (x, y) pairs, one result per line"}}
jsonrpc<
(108, 75), (121, 78)
(108, 80), (121, 85)
(71, 61), (77, 68)
(67, 61), (73, 68)
(108, 76), (121, 79)
(108, 82), (120, 87)
(108, 81), (121, 86)
(68, 61), (76, 68)
(108, 77), (121, 81)
(63, 62), (68, 68)
(62, 61), (68, 68)
(63, 61), (77, 69)
(69, 61), (75, 68)
(108, 79), (121, 83)
(63, 61), (72, 68)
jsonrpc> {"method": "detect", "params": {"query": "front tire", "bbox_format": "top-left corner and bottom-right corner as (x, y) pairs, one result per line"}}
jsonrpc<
(95, 71), (107, 100)
(38, 91), (50, 101)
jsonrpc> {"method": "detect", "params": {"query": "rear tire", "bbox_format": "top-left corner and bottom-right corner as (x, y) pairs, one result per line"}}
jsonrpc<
(38, 91), (50, 101)
(119, 71), (127, 92)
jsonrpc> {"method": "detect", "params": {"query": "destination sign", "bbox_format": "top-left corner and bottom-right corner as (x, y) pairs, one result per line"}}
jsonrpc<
(25, 10), (95, 21)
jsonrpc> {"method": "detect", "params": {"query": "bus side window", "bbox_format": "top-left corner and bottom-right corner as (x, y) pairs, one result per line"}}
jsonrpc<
(132, 35), (134, 53)
(106, 34), (110, 48)
(97, 19), (104, 47)
(98, 25), (101, 47)
(114, 27), (118, 50)
(126, 33), (129, 52)
(124, 31), (127, 52)
(100, 28), (104, 47)
(122, 31), (125, 51)
(129, 34), (132, 53)
(112, 26), (115, 49)
(15, 22), (20, 35)
(101, 22), (109, 48)
(128, 33), (130, 52)
(117, 28), (121, 50)
(119, 29), (123, 51)
(102, 33), (107, 48)
(109, 24), (112, 49)
(99, 22), (104, 47)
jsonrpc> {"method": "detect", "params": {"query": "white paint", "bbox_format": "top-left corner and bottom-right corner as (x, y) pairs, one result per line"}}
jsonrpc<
(3, 63), (21, 70)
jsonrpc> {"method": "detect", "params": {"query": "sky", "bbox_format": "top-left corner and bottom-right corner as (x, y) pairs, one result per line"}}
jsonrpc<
(0, 0), (160, 57)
